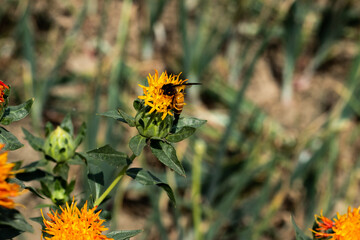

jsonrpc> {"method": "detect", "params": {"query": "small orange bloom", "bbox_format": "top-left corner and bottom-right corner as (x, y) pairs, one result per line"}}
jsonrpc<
(41, 200), (113, 240)
(0, 144), (22, 209)
(138, 70), (187, 119)
(312, 207), (360, 240)
(0, 80), (9, 103)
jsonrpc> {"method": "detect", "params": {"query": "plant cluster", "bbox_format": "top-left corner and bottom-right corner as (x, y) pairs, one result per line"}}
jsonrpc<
(0, 70), (205, 239)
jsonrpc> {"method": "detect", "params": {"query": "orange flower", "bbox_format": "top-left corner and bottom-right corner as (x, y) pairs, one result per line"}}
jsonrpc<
(312, 207), (360, 240)
(0, 80), (9, 103)
(41, 200), (113, 240)
(138, 70), (187, 119)
(0, 144), (22, 209)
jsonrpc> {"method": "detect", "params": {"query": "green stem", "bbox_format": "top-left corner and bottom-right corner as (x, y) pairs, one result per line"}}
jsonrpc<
(94, 154), (136, 207)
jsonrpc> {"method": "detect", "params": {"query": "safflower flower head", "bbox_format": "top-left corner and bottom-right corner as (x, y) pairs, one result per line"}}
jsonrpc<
(0, 144), (23, 209)
(41, 199), (113, 240)
(138, 70), (187, 120)
(312, 207), (360, 240)
(0, 80), (9, 103)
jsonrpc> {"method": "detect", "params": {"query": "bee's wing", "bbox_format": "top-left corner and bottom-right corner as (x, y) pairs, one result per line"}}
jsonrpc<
(173, 83), (202, 88)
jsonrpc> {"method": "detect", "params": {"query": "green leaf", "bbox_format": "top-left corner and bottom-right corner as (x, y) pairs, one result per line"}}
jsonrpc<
(129, 135), (147, 156)
(133, 99), (143, 111)
(30, 216), (45, 228)
(16, 168), (49, 182)
(106, 230), (142, 240)
(26, 186), (45, 199)
(53, 163), (69, 180)
(118, 108), (135, 127)
(0, 98), (34, 125)
(166, 126), (196, 142)
(150, 140), (185, 176)
(0, 208), (33, 233)
(87, 162), (104, 185)
(174, 117), (206, 131)
(22, 128), (44, 152)
(98, 110), (127, 123)
(84, 145), (129, 168)
(45, 122), (54, 137)
(74, 122), (87, 148)
(60, 113), (74, 135)
(291, 216), (312, 240)
(67, 153), (85, 165)
(0, 127), (23, 150)
(127, 168), (176, 206)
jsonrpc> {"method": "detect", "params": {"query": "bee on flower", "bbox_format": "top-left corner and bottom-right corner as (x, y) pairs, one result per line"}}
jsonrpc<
(138, 70), (200, 120)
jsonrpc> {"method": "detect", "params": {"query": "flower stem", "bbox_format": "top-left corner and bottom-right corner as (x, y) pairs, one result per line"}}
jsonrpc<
(94, 154), (136, 207)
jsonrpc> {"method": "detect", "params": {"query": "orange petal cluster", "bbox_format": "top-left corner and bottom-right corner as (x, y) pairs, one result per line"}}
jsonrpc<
(0, 80), (9, 103)
(41, 200), (113, 240)
(138, 70), (187, 119)
(0, 144), (22, 209)
(313, 207), (360, 240)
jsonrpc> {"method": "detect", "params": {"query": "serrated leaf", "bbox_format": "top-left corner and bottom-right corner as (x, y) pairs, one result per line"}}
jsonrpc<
(106, 230), (142, 240)
(22, 128), (44, 152)
(118, 109), (135, 127)
(166, 126), (196, 142)
(0, 208), (33, 233)
(74, 122), (87, 148)
(0, 127), (23, 150)
(150, 140), (185, 176)
(60, 113), (74, 135)
(291, 216), (312, 240)
(129, 135), (147, 156)
(173, 117), (206, 132)
(0, 98), (34, 125)
(84, 145), (129, 168)
(98, 110), (127, 123)
(127, 168), (176, 206)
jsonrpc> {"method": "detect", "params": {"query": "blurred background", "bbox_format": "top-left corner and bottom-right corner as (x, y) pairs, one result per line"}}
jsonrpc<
(2, 0), (360, 239)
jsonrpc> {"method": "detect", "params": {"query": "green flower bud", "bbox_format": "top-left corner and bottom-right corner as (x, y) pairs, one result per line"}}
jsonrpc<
(43, 126), (75, 162)
(51, 187), (68, 205)
(135, 106), (173, 139)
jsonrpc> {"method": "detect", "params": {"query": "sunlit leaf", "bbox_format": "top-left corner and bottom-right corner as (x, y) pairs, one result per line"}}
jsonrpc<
(129, 135), (147, 156)
(127, 168), (176, 205)
(22, 128), (44, 152)
(117, 109), (135, 127)
(106, 230), (142, 240)
(0, 127), (23, 150)
(150, 140), (185, 176)
(166, 126), (196, 142)
(98, 110), (126, 123)
(0, 98), (34, 125)
(84, 145), (129, 168)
